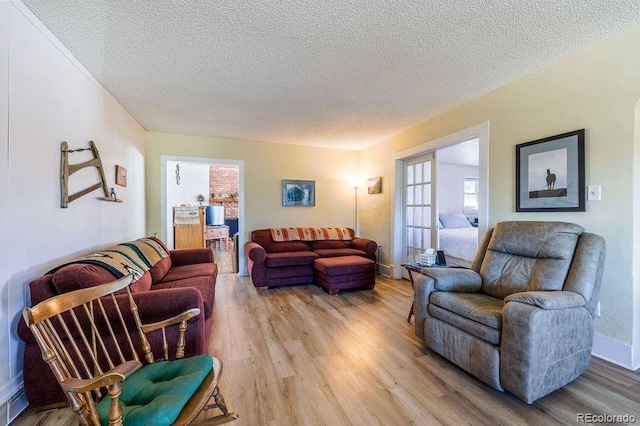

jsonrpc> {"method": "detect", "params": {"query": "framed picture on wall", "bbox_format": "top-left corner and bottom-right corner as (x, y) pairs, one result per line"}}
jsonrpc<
(367, 176), (382, 194)
(515, 129), (585, 212)
(115, 165), (127, 187)
(282, 179), (315, 207)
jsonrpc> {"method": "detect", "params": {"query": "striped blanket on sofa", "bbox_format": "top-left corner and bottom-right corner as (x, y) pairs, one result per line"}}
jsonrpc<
(49, 238), (168, 282)
(270, 227), (353, 242)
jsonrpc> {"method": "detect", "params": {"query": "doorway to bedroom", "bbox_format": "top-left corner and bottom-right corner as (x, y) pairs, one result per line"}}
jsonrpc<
(436, 138), (480, 268)
(399, 139), (479, 276)
(391, 122), (488, 279)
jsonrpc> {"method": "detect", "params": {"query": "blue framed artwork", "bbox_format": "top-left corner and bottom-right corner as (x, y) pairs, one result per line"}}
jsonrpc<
(282, 179), (315, 207)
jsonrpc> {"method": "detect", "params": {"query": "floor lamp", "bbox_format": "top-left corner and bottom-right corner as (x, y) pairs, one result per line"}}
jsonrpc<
(354, 185), (359, 236)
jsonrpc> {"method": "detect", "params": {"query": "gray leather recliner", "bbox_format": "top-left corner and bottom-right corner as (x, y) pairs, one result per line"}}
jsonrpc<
(413, 221), (606, 403)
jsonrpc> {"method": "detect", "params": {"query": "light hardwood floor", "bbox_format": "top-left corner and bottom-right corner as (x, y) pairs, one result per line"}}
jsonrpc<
(214, 246), (234, 274)
(14, 274), (640, 425)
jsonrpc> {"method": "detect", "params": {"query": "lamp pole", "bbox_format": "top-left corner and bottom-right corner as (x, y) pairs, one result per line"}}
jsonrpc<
(354, 186), (358, 236)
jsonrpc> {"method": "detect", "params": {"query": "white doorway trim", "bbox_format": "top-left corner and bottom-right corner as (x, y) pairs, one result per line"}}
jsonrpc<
(161, 155), (247, 276)
(390, 122), (490, 279)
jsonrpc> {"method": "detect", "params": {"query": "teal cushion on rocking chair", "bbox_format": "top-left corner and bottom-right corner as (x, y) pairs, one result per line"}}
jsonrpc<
(97, 354), (213, 426)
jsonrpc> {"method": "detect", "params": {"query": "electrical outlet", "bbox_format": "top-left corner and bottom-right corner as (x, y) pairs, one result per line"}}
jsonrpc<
(595, 302), (601, 317)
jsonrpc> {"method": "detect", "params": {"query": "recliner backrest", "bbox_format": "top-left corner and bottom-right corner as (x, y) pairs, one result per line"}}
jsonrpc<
(479, 221), (584, 299)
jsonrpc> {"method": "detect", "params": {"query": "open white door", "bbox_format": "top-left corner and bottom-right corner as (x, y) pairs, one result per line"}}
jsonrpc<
(402, 152), (437, 278)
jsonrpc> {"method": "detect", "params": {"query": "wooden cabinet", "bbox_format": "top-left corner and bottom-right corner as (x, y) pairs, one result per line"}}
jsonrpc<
(174, 206), (206, 249)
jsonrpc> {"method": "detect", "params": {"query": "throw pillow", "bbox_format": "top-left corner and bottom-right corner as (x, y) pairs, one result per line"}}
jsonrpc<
(150, 257), (172, 283)
(52, 263), (115, 294)
(440, 213), (473, 229)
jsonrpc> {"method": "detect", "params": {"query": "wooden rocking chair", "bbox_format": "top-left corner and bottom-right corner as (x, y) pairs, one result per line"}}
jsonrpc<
(22, 275), (238, 425)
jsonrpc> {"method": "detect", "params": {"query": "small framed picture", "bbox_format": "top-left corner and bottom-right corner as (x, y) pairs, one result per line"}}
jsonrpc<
(367, 176), (382, 194)
(282, 179), (315, 207)
(115, 165), (127, 187)
(515, 129), (585, 212)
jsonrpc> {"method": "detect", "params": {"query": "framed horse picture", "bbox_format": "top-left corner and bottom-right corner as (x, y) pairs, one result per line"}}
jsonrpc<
(515, 129), (585, 212)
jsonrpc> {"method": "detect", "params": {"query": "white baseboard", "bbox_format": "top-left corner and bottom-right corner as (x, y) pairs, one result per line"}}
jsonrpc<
(0, 374), (23, 408)
(0, 373), (27, 424)
(592, 333), (639, 370)
(378, 263), (391, 277)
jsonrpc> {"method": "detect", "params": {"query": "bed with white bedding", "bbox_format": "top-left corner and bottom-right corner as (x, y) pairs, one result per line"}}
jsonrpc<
(438, 227), (478, 267)
(438, 213), (479, 267)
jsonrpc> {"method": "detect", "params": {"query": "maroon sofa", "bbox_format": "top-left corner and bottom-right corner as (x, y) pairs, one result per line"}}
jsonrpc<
(245, 228), (377, 288)
(17, 237), (217, 411)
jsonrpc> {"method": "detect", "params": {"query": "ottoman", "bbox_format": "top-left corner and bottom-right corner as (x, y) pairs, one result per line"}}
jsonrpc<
(313, 255), (376, 295)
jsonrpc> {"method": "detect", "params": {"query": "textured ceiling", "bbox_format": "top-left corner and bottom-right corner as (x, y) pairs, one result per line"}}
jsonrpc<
(22, 1), (640, 150)
(438, 138), (479, 167)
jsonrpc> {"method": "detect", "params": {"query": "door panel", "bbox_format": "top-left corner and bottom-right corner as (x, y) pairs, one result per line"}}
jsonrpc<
(403, 152), (436, 277)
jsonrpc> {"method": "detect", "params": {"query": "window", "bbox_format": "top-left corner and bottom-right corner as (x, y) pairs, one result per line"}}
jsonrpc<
(464, 177), (479, 213)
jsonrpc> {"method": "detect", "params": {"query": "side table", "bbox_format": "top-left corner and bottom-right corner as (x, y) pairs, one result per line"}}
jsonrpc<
(402, 262), (424, 323)
(206, 225), (230, 251)
(403, 261), (463, 323)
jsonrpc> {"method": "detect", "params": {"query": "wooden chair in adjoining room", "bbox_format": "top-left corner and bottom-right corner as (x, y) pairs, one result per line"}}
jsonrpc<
(22, 274), (238, 425)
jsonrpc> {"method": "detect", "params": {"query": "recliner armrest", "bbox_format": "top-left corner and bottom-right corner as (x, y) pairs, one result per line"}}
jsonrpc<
(505, 291), (586, 310)
(422, 268), (482, 292)
(412, 268), (481, 340)
(501, 291), (594, 403)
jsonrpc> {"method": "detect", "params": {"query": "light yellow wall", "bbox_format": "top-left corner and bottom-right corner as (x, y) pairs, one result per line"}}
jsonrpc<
(360, 27), (640, 347)
(146, 132), (360, 244)
(359, 139), (394, 268)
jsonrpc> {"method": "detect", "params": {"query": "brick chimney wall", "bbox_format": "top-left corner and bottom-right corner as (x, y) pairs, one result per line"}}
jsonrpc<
(209, 165), (239, 219)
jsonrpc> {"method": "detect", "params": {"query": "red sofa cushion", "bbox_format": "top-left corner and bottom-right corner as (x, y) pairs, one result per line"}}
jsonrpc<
(265, 251), (319, 267)
(52, 264), (112, 294)
(152, 276), (215, 319)
(158, 263), (218, 283)
(146, 235), (173, 283)
(52, 263), (152, 294)
(150, 257), (172, 283)
(310, 240), (352, 250)
(130, 272), (152, 293)
(251, 229), (311, 253)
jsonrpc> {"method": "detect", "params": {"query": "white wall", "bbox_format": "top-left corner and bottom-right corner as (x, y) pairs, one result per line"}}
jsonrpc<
(437, 164), (479, 215)
(165, 161), (210, 248)
(0, 3), (146, 422)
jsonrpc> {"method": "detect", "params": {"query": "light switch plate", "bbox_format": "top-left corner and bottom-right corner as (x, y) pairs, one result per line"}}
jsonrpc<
(587, 185), (601, 201)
